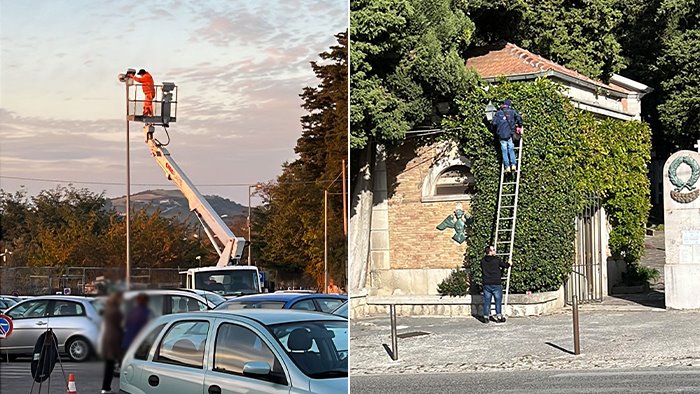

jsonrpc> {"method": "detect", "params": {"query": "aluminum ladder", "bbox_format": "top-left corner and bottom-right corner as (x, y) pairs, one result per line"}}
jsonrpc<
(493, 136), (524, 316)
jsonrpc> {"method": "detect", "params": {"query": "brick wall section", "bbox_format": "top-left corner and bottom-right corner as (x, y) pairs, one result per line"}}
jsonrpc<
(385, 139), (471, 270)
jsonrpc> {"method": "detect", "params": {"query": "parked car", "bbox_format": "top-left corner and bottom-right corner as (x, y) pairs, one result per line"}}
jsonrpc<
(0, 296), (18, 313)
(175, 288), (226, 307)
(0, 295), (101, 361)
(120, 309), (347, 394)
(331, 301), (348, 318)
(123, 289), (218, 318)
(2, 295), (31, 303)
(215, 292), (347, 314)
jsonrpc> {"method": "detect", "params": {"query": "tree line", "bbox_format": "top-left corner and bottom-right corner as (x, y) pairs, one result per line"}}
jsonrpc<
(0, 186), (209, 271)
(256, 31), (349, 290)
(351, 0), (699, 153)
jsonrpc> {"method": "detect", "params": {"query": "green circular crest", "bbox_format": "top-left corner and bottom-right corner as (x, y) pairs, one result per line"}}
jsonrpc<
(669, 155), (700, 192)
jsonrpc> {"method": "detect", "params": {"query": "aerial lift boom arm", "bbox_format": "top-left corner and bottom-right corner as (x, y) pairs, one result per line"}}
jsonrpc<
(143, 125), (246, 267)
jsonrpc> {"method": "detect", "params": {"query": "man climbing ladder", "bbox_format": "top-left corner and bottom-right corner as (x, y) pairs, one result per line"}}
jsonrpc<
(491, 99), (524, 318)
(492, 99), (522, 173)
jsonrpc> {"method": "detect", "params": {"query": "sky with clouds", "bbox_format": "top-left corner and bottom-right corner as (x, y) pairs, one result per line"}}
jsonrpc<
(0, 0), (348, 204)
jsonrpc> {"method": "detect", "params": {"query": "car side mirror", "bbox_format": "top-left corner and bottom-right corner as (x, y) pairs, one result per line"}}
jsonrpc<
(242, 361), (271, 376)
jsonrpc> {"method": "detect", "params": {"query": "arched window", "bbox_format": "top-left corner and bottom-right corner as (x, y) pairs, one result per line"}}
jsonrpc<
(435, 165), (475, 196)
(422, 157), (476, 203)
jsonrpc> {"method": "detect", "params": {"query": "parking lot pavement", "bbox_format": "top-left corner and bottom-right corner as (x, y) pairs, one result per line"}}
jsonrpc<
(0, 359), (105, 393)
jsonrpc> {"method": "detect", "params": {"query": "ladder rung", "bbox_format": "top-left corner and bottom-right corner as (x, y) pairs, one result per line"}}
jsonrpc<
(496, 253), (510, 256)
(501, 193), (516, 197)
(502, 182), (517, 185)
(500, 205), (515, 209)
(498, 228), (513, 232)
(496, 241), (511, 244)
(500, 217), (515, 220)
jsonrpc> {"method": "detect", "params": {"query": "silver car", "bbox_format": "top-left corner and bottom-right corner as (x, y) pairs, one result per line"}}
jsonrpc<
(120, 310), (347, 394)
(1, 295), (101, 361)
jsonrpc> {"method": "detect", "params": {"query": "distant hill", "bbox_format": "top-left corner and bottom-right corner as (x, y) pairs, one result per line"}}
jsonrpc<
(107, 189), (247, 221)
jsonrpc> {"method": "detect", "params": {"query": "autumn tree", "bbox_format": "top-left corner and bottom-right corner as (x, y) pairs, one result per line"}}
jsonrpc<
(0, 185), (208, 273)
(257, 31), (348, 290)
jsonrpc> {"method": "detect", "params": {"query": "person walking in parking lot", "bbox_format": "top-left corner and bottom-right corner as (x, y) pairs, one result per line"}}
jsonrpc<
(101, 291), (124, 394)
(481, 245), (511, 323)
(122, 293), (151, 353)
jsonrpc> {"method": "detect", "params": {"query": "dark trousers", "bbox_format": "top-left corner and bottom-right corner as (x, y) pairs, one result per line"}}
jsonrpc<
(102, 359), (117, 390)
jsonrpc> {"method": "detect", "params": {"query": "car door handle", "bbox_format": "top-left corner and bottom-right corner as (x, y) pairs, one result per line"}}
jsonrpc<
(148, 375), (159, 387)
(208, 385), (221, 394)
(35, 321), (47, 326)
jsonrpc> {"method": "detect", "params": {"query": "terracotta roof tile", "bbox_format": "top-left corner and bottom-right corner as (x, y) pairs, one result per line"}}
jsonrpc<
(466, 43), (629, 94)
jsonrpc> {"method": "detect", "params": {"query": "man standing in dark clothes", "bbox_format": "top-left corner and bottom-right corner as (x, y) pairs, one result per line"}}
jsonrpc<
(481, 245), (511, 323)
(122, 293), (151, 353)
(101, 291), (124, 394)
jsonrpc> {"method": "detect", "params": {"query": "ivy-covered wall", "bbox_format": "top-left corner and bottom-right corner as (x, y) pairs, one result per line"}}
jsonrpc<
(438, 78), (651, 295)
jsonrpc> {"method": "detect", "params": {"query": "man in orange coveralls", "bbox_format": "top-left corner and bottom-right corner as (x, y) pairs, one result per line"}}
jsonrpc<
(132, 69), (155, 116)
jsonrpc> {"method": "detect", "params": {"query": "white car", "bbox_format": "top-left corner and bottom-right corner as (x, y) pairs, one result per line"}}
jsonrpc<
(120, 309), (347, 394)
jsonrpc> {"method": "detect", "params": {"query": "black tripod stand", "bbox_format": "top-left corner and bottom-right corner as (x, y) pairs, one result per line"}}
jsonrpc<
(29, 328), (68, 394)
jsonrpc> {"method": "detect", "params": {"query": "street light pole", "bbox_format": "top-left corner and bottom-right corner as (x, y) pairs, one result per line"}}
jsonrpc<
(125, 81), (131, 290)
(248, 185), (253, 266)
(324, 189), (328, 294)
(247, 183), (261, 266)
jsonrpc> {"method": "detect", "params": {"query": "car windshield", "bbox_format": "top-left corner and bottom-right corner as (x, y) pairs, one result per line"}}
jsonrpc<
(2, 298), (17, 307)
(269, 320), (348, 379)
(332, 302), (348, 318)
(215, 301), (286, 310)
(197, 291), (226, 306)
(195, 270), (260, 297)
(90, 299), (104, 314)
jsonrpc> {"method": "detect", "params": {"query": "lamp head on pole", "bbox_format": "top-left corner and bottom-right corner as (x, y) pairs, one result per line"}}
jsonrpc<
(484, 102), (497, 122)
(118, 68), (136, 83)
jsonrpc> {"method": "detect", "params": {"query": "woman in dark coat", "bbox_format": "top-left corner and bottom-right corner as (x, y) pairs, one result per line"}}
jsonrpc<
(101, 291), (124, 394)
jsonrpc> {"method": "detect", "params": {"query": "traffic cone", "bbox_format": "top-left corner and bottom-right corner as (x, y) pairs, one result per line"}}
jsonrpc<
(67, 372), (77, 394)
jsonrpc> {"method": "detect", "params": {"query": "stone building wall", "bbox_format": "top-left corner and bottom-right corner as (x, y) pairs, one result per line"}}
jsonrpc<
(385, 140), (470, 270)
(368, 138), (473, 295)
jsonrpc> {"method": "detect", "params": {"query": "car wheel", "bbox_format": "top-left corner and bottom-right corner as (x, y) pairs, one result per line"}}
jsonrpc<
(66, 337), (91, 362)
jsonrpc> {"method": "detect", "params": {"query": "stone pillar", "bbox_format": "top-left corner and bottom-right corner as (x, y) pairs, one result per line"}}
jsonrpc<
(369, 144), (391, 295)
(663, 150), (700, 309)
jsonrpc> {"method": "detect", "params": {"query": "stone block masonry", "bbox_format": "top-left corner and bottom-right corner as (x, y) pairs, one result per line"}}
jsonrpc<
(663, 149), (700, 309)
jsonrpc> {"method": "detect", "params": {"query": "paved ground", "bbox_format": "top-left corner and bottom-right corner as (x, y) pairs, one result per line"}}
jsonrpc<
(641, 229), (665, 289)
(350, 309), (700, 375)
(351, 230), (693, 376)
(351, 368), (700, 393)
(583, 230), (665, 310)
(0, 359), (106, 393)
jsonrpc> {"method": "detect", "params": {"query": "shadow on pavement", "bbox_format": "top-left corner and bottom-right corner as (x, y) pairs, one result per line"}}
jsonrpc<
(382, 343), (395, 360)
(608, 289), (665, 309)
(545, 341), (575, 355)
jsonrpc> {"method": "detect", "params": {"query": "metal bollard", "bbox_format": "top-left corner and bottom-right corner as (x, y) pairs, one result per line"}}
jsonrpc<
(572, 295), (581, 355)
(390, 304), (398, 360)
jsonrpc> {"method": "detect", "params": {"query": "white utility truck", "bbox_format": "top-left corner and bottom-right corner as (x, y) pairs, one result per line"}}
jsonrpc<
(119, 70), (263, 296)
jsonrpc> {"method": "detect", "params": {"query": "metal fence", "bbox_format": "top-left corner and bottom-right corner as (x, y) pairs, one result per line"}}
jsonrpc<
(0, 266), (183, 296)
(565, 193), (604, 304)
